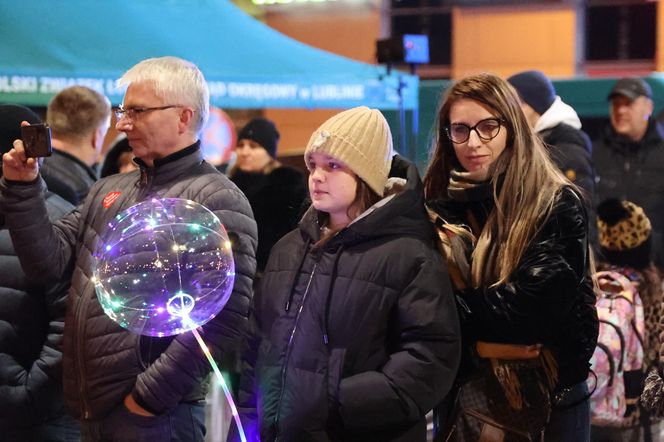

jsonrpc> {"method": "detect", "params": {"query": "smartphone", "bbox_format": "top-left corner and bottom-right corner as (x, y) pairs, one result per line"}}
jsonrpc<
(21, 123), (53, 158)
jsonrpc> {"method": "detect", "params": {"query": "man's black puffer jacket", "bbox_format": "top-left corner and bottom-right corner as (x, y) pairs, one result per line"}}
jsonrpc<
(429, 186), (599, 388)
(0, 144), (257, 420)
(237, 155), (462, 442)
(0, 191), (72, 438)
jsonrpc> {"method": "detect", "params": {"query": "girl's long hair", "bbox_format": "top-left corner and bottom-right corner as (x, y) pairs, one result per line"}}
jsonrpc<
(423, 73), (570, 287)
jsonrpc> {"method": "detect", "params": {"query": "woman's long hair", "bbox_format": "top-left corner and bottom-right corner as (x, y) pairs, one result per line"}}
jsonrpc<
(423, 73), (569, 287)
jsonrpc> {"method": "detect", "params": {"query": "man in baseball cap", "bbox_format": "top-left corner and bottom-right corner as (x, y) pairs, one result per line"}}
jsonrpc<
(608, 77), (652, 102)
(606, 77), (653, 142)
(593, 76), (664, 269)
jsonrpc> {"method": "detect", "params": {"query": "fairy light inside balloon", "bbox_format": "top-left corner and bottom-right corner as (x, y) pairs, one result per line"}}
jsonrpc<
(92, 198), (235, 336)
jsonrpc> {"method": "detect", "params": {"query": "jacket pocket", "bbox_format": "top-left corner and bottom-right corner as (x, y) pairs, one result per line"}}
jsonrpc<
(327, 348), (346, 408)
(327, 347), (346, 434)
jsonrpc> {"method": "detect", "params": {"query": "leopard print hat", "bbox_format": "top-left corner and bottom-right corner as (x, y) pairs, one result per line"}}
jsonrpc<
(597, 198), (652, 269)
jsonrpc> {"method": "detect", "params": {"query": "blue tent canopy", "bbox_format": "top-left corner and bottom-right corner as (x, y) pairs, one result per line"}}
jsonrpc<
(0, 0), (417, 110)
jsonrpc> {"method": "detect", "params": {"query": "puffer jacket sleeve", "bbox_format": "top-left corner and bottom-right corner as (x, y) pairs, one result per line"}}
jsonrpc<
(337, 250), (461, 430)
(459, 186), (590, 343)
(0, 177), (78, 284)
(133, 184), (258, 414)
(0, 279), (68, 423)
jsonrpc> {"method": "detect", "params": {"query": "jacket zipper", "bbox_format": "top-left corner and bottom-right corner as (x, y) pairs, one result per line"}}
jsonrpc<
(273, 262), (318, 440)
(137, 167), (154, 200)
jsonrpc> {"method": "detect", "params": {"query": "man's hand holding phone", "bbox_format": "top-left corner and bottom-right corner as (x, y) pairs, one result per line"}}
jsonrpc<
(2, 122), (45, 182)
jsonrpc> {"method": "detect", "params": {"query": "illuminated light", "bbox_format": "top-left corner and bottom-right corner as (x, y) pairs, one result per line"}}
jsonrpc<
(106, 245), (112, 251)
(190, 327), (247, 442)
(224, 241), (232, 250)
(93, 197), (235, 333)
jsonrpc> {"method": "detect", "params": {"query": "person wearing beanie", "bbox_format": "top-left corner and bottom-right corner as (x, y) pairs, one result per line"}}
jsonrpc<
(424, 74), (597, 441)
(99, 135), (138, 178)
(596, 198), (664, 438)
(507, 70), (598, 248)
(592, 77), (664, 271)
(597, 198), (652, 270)
(228, 117), (307, 275)
(233, 106), (461, 442)
(0, 104), (79, 439)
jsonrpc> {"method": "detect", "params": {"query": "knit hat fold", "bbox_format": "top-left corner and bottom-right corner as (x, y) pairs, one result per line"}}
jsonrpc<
(304, 106), (393, 196)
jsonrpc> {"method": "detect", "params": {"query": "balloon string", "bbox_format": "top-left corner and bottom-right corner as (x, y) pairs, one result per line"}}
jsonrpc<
(190, 327), (247, 442)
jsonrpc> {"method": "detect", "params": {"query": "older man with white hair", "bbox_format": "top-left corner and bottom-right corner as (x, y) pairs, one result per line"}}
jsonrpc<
(1, 56), (257, 441)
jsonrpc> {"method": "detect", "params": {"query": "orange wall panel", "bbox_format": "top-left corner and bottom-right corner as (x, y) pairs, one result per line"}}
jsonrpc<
(266, 8), (380, 64)
(657, 1), (664, 72)
(452, 6), (577, 79)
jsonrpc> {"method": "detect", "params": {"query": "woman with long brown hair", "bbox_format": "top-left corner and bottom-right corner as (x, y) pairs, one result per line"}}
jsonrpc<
(424, 73), (598, 441)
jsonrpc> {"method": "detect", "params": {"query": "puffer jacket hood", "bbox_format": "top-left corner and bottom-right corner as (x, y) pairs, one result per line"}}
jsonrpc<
(534, 96), (582, 132)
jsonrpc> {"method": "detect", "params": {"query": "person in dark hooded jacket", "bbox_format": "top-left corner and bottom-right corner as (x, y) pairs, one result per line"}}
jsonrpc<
(0, 104), (78, 441)
(234, 106), (461, 442)
(507, 70), (598, 249)
(228, 117), (307, 277)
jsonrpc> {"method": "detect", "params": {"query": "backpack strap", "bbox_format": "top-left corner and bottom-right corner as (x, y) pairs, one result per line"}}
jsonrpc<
(599, 319), (626, 372)
(595, 342), (617, 387)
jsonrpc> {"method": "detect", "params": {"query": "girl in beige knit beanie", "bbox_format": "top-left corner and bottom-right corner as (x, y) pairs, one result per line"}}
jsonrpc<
(235, 106), (461, 441)
(304, 106), (393, 233)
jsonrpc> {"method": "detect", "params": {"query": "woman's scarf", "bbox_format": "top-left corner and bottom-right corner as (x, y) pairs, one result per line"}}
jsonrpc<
(447, 168), (494, 202)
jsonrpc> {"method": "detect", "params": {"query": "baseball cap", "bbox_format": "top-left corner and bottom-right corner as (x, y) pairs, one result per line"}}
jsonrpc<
(607, 77), (652, 101)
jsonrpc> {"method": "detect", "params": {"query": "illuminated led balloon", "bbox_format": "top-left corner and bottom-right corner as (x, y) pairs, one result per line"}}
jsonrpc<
(93, 198), (235, 337)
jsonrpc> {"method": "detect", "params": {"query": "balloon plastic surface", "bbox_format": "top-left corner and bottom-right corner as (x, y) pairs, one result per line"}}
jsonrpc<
(93, 198), (235, 337)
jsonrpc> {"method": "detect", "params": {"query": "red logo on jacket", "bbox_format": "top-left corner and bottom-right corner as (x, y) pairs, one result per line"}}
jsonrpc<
(102, 191), (121, 209)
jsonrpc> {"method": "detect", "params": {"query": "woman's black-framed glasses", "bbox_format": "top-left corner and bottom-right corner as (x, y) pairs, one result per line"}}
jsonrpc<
(445, 118), (504, 144)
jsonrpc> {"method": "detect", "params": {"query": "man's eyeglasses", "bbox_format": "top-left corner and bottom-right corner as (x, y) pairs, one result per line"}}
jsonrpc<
(445, 118), (504, 144)
(114, 105), (182, 121)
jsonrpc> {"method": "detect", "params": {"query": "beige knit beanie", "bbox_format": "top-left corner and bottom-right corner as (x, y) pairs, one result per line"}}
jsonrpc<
(304, 106), (393, 196)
